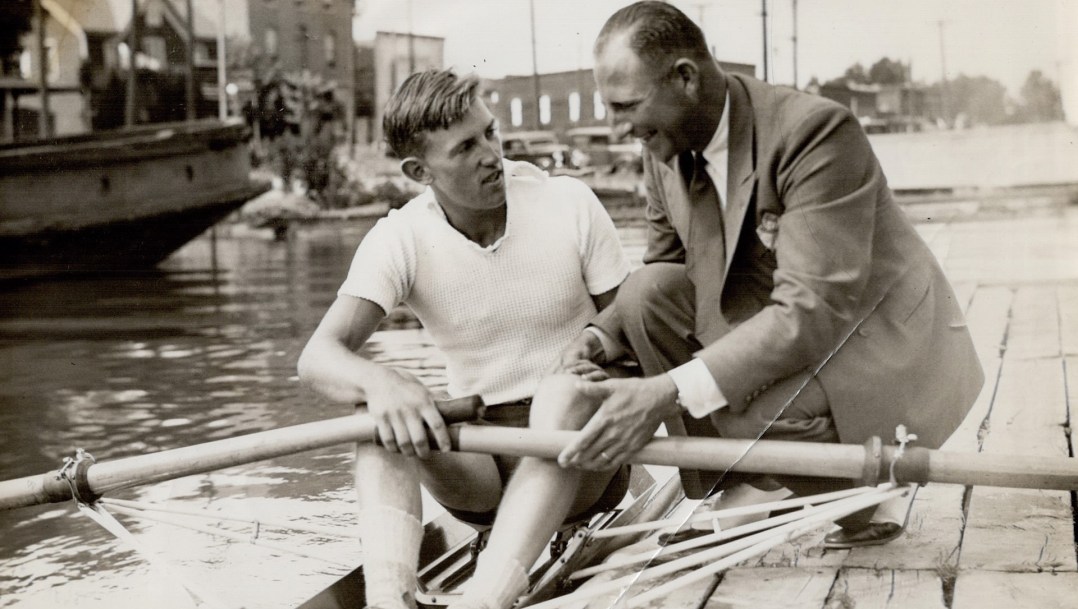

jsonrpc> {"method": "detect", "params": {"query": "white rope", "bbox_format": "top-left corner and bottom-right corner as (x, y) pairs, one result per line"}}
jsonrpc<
(529, 484), (907, 609)
(589, 484), (879, 539)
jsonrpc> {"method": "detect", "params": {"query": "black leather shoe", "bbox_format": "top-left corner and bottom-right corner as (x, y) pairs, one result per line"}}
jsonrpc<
(823, 521), (904, 549)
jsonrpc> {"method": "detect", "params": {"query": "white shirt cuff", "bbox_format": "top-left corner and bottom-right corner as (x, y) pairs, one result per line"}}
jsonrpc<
(667, 359), (728, 418)
(584, 326), (625, 362)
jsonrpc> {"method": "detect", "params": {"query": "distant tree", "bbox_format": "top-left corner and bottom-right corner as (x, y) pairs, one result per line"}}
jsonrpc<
(1012, 70), (1064, 123)
(824, 59), (909, 88)
(868, 57), (908, 85)
(0, 0), (32, 76)
(824, 62), (870, 87)
(932, 74), (1008, 126)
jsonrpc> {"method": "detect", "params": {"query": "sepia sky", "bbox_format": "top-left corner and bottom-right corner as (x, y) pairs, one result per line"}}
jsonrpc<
(353, 0), (1071, 97)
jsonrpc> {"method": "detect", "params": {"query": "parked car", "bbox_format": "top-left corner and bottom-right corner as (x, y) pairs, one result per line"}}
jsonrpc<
(566, 126), (643, 173)
(500, 130), (574, 172)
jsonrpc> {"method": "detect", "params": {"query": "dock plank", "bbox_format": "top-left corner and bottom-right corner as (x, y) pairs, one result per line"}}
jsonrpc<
(948, 286), (1013, 451)
(826, 569), (947, 609)
(756, 528), (845, 569)
(951, 571), (1078, 609)
(960, 331), (1075, 571)
(1005, 286), (1061, 361)
(706, 567), (835, 608)
(844, 485), (964, 571)
(1059, 286), (1078, 356)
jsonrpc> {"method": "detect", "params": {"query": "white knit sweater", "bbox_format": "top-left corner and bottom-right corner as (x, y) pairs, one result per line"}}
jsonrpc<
(339, 160), (629, 404)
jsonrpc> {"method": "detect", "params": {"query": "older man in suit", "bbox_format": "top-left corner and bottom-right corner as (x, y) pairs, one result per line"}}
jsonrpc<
(556, 1), (984, 547)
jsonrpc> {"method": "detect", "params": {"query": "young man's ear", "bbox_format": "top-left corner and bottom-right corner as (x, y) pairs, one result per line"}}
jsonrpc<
(400, 157), (433, 185)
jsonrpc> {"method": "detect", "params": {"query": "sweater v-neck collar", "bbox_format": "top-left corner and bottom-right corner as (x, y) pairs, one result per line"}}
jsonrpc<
(426, 193), (510, 252)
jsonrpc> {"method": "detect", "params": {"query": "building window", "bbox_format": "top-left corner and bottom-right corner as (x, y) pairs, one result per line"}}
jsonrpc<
(298, 25), (308, 68)
(143, 35), (166, 66)
(20, 40), (60, 82)
(324, 32), (336, 66)
(593, 91), (606, 120)
(265, 28), (278, 57)
(539, 94), (551, 125)
(510, 98), (523, 127)
(568, 92), (580, 122)
(489, 91), (499, 105)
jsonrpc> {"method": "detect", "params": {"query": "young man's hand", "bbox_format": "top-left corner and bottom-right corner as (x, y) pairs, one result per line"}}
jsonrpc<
(549, 331), (608, 381)
(363, 368), (451, 458)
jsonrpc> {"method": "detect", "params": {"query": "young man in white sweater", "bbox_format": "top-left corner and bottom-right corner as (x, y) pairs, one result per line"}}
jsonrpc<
(297, 69), (630, 609)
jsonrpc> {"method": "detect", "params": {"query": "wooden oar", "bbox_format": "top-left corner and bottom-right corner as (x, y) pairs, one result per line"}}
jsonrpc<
(446, 426), (1078, 491)
(0, 396), (484, 511)
(4, 408), (1077, 512)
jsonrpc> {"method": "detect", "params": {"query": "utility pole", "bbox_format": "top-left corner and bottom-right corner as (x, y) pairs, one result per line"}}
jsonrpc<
(217, 0), (227, 120)
(34, 0), (51, 138)
(185, 0), (196, 121)
(761, 0), (769, 83)
(937, 20), (949, 125)
(407, 0), (415, 73)
(125, 0), (138, 126)
(529, 0), (542, 129)
(791, 0), (798, 88)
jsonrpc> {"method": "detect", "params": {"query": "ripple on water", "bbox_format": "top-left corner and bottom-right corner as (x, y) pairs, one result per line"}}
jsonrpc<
(0, 226), (441, 607)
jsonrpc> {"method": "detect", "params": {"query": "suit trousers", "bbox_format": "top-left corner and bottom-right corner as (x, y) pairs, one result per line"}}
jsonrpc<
(613, 263), (874, 527)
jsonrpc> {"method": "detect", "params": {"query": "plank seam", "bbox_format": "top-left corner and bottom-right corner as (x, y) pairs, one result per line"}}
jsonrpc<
(1058, 288), (1078, 564)
(951, 288), (1016, 607)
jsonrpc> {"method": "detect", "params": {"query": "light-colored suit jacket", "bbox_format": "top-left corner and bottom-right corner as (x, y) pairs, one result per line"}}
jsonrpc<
(597, 73), (983, 449)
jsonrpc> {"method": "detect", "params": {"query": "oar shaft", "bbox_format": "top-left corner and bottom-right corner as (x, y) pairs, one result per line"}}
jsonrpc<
(6, 406), (1077, 512)
(0, 396), (483, 511)
(450, 427), (1078, 491)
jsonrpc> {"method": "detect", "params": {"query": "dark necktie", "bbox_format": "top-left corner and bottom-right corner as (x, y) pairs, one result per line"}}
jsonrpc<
(684, 151), (727, 345)
(671, 151), (730, 499)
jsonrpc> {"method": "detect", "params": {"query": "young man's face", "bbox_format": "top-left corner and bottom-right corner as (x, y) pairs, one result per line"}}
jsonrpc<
(595, 32), (697, 163)
(414, 99), (505, 212)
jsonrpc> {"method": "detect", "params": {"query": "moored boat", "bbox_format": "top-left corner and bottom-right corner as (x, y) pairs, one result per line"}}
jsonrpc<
(0, 118), (270, 281)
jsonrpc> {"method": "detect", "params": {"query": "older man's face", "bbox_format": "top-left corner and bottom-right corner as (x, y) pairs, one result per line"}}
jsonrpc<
(595, 32), (696, 163)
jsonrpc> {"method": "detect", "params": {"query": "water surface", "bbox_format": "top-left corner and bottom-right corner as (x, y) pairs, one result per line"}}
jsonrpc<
(0, 220), (448, 608)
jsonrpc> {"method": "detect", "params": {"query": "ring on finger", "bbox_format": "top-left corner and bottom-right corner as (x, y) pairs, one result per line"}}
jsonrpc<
(599, 451), (613, 461)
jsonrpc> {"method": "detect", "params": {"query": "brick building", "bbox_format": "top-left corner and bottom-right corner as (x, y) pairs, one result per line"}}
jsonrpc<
(484, 61), (755, 140)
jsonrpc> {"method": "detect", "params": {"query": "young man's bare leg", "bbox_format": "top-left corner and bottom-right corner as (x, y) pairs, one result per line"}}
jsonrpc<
(356, 444), (503, 609)
(450, 375), (617, 609)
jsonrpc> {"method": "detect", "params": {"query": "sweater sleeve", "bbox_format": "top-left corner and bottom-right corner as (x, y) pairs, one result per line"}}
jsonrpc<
(575, 180), (631, 295)
(338, 212), (415, 315)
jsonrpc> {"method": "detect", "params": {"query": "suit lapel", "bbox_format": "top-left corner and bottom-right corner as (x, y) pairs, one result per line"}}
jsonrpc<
(723, 75), (756, 280)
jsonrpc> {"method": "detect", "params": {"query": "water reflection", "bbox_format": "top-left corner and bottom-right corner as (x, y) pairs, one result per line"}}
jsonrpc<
(0, 220), (436, 609)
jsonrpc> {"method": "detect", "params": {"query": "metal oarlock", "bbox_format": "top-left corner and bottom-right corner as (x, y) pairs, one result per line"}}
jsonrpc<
(57, 448), (100, 505)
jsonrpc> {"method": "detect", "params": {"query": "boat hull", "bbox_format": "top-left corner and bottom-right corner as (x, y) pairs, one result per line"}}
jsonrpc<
(0, 119), (270, 280)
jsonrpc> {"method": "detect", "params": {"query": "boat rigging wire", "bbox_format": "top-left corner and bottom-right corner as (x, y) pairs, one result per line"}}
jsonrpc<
(57, 449), (233, 609)
(100, 500), (354, 568)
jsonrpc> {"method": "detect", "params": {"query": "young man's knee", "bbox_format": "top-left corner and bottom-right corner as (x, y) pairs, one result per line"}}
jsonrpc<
(528, 374), (600, 431)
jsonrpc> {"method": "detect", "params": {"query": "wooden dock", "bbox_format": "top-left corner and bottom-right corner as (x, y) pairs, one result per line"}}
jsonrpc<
(366, 204), (1078, 608)
(596, 206), (1078, 608)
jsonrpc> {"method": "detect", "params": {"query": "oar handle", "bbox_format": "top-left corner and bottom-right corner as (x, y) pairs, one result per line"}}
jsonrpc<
(371, 395), (486, 448)
(435, 395), (486, 424)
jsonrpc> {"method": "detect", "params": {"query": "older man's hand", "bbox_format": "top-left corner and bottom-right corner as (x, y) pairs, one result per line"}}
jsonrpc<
(558, 375), (681, 470)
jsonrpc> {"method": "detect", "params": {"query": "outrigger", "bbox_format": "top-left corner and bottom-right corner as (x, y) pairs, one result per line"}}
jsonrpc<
(3, 397), (1078, 608)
